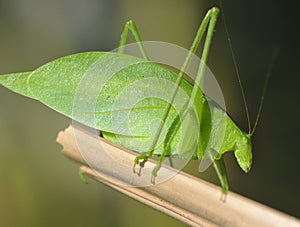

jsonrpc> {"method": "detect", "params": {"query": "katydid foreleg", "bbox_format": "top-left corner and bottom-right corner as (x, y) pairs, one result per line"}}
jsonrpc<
(209, 151), (229, 197)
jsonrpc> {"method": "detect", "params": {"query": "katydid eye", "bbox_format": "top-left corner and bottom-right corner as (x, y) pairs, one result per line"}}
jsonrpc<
(242, 136), (248, 143)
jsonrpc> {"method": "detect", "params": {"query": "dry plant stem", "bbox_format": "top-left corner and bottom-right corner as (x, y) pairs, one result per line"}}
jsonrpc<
(56, 125), (300, 227)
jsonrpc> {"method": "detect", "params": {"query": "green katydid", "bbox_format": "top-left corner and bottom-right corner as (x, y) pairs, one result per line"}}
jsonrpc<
(0, 7), (258, 194)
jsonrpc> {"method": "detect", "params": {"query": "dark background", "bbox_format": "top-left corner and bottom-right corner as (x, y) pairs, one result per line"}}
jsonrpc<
(0, 0), (299, 226)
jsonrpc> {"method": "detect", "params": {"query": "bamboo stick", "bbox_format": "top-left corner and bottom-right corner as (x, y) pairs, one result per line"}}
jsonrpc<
(56, 125), (300, 227)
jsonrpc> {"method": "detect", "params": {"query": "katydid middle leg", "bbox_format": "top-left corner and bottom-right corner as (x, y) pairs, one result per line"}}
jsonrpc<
(151, 101), (197, 183)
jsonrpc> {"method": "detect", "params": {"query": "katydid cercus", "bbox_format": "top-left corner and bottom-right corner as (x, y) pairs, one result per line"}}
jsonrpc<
(0, 7), (265, 195)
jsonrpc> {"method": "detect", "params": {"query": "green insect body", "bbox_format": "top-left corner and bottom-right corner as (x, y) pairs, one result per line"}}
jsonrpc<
(0, 7), (254, 194)
(0, 52), (252, 189)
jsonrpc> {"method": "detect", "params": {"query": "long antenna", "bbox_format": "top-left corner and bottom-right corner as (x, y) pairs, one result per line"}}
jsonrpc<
(219, 1), (252, 133)
(251, 47), (279, 136)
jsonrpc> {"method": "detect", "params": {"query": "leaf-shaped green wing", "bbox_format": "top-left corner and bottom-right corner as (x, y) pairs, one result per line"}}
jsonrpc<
(0, 51), (237, 157)
(0, 72), (33, 98)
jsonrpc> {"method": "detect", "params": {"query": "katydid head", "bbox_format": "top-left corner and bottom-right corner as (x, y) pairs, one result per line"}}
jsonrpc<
(234, 133), (252, 173)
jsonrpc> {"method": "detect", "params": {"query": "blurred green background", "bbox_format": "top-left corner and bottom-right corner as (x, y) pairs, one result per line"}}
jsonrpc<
(0, 0), (299, 226)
